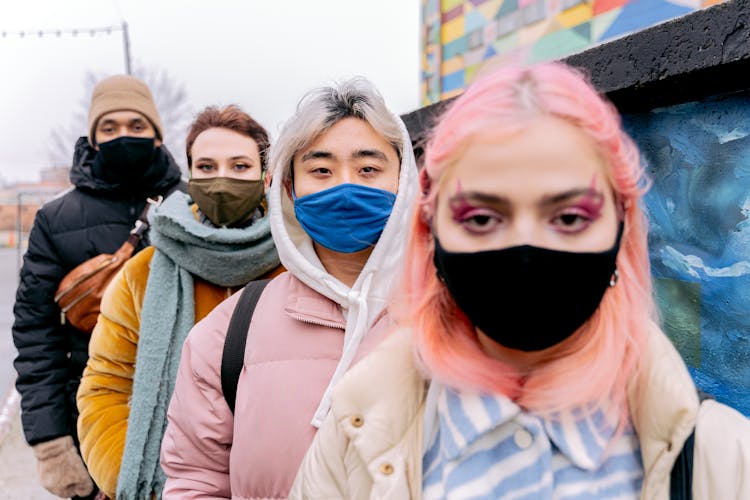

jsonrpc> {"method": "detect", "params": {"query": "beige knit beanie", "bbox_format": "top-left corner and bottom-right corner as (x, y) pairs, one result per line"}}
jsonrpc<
(87, 75), (163, 146)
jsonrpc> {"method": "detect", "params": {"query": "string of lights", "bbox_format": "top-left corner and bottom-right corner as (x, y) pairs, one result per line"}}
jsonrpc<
(1, 25), (122, 38)
(0, 21), (132, 74)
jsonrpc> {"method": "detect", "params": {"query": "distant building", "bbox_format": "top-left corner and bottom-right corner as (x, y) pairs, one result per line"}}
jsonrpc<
(39, 166), (71, 185)
(421, 0), (726, 105)
(0, 167), (70, 247)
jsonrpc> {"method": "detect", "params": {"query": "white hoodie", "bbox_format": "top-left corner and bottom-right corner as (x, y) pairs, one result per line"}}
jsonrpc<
(267, 114), (418, 427)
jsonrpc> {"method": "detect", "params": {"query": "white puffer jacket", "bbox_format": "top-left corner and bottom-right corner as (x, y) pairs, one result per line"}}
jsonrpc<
(290, 322), (750, 499)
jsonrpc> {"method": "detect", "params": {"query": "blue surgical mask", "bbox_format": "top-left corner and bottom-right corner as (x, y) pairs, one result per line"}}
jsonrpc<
(293, 183), (397, 253)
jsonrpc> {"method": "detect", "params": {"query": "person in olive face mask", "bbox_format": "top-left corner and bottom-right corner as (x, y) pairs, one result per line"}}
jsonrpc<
(12, 74), (183, 500)
(76, 105), (284, 499)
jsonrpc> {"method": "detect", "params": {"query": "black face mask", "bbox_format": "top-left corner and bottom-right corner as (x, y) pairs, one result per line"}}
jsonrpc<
(93, 136), (157, 185)
(433, 225), (622, 352)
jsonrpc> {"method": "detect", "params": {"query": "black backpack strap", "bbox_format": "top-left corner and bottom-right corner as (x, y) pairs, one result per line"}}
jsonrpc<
(670, 430), (695, 500)
(669, 391), (712, 500)
(221, 279), (270, 414)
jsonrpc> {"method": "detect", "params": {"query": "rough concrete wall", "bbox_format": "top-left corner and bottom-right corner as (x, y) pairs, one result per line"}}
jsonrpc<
(566, 0), (750, 111)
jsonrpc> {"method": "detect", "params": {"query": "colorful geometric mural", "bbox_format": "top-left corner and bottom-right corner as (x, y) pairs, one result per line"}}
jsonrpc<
(623, 92), (750, 417)
(421, 0), (728, 105)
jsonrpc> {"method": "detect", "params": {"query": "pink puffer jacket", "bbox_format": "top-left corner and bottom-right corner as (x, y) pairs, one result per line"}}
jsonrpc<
(160, 272), (391, 499)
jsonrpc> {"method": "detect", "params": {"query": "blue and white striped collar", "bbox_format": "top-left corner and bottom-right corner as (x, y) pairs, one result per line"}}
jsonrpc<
(430, 383), (621, 470)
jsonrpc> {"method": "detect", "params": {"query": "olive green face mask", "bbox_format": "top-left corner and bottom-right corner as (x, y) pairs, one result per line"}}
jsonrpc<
(188, 177), (265, 227)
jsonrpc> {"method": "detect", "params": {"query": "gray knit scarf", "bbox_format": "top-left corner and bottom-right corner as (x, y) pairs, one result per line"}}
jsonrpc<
(117, 191), (279, 499)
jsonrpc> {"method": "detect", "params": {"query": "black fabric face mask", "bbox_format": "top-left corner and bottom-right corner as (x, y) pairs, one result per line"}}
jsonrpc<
(433, 224), (623, 352)
(93, 136), (157, 185)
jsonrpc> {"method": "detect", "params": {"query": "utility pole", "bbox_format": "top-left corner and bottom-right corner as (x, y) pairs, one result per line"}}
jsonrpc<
(122, 21), (132, 75)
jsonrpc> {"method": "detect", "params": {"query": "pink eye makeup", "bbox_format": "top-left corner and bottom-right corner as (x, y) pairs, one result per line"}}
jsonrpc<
(448, 181), (482, 222)
(566, 190), (604, 219)
(443, 177), (609, 237)
(575, 178), (605, 219)
(447, 182), (505, 232)
(550, 178), (605, 233)
(449, 197), (484, 223)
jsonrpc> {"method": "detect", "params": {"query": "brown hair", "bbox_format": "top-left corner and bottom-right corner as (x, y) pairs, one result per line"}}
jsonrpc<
(185, 105), (270, 169)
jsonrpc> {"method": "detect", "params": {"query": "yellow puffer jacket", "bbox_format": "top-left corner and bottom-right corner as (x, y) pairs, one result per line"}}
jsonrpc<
(76, 246), (281, 498)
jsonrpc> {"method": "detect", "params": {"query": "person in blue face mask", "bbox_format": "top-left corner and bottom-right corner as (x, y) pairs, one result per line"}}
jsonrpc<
(160, 77), (418, 499)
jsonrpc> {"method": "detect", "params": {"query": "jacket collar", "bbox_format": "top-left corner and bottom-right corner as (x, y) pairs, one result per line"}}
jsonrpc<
(431, 387), (621, 471)
(283, 275), (346, 329)
(69, 136), (183, 196)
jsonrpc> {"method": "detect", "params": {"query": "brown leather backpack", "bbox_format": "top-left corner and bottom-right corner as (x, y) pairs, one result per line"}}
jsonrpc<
(54, 197), (159, 334)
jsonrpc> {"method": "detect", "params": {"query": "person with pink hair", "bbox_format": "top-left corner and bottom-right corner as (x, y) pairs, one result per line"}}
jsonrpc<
(289, 62), (750, 499)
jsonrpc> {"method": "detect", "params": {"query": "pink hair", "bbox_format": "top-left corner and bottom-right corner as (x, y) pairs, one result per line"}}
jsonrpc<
(399, 62), (655, 424)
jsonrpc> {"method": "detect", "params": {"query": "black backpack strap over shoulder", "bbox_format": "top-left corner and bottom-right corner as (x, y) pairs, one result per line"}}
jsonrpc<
(221, 279), (270, 414)
(670, 430), (695, 500)
(669, 391), (713, 500)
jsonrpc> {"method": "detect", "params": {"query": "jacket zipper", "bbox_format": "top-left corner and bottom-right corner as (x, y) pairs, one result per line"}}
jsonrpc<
(286, 312), (345, 330)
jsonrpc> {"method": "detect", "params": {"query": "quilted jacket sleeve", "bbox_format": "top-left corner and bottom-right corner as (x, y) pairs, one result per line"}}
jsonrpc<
(160, 293), (240, 499)
(12, 208), (75, 444)
(76, 247), (153, 498)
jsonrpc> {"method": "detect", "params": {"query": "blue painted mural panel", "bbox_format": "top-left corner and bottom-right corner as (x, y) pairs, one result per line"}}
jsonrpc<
(600, 0), (693, 41)
(623, 92), (750, 416)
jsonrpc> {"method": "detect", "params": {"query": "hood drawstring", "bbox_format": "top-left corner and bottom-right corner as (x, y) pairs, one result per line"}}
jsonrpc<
(311, 270), (375, 428)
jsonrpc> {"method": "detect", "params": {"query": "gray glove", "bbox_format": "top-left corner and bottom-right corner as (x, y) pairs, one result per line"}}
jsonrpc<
(32, 435), (95, 498)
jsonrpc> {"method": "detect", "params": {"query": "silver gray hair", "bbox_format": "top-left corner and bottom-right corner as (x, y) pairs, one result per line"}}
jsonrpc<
(269, 77), (404, 183)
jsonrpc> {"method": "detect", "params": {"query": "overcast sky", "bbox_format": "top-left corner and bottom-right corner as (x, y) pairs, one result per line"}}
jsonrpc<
(0, 0), (421, 183)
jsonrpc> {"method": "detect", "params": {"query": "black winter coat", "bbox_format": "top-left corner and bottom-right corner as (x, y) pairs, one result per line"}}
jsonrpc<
(12, 137), (184, 445)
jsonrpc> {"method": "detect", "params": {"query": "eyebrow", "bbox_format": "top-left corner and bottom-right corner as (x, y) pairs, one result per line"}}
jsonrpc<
(301, 150), (334, 162)
(539, 188), (603, 206)
(449, 187), (603, 208)
(193, 155), (255, 164)
(449, 191), (511, 209)
(300, 149), (389, 162)
(351, 149), (388, 161)
(98, 117), (146, 127)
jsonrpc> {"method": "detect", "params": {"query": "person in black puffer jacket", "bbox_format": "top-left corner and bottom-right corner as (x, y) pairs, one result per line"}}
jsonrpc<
(12, 74), (184, 500)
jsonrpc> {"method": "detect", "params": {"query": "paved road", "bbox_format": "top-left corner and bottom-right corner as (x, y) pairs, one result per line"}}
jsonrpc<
(0, 247), (19, 399)
(0, 247), (58, 498)
(0, 405), (56, 499)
